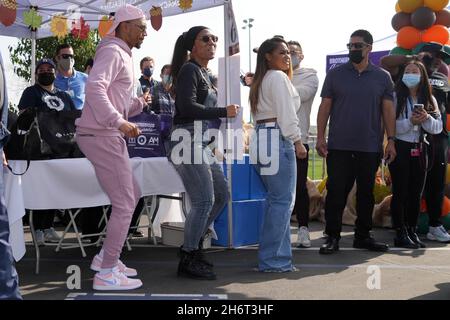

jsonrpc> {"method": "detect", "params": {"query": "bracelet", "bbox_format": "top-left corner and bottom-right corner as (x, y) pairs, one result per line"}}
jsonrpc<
(387, 136), (396, 141)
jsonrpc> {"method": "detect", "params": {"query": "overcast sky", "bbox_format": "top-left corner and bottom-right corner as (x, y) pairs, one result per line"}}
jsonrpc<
(0, 0), (398, 122)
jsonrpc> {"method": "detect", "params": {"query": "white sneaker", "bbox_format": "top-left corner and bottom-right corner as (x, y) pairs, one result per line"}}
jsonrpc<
(44, 227), (61, 242)
(93, 267), (142, 291)
(34, 230), (45, 246)
(427, 225), (450, 243)
(297, 226), (311, 248)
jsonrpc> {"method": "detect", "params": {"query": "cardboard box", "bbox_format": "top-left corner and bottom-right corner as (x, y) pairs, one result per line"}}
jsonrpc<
(212, 199), (266, 247)
(161, 222), (211, 248)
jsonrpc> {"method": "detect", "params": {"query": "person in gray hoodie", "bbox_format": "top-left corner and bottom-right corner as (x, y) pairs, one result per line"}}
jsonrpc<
(288, 41), (319, 248)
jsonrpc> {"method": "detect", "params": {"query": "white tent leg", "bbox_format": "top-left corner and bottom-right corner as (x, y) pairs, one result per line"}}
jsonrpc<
(31, 31), (36, 85)
(224, 1), (233, 249)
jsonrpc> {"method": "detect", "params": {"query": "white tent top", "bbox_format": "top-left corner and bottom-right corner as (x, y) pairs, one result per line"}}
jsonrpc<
(0, 0), (226, 39)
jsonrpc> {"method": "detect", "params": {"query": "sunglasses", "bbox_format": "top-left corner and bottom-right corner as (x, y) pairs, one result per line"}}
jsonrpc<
(346, 42), (370, 50)
(126, 21), (147, 33)
(60, 54), (74, 59)
(198, 35), (219, 43)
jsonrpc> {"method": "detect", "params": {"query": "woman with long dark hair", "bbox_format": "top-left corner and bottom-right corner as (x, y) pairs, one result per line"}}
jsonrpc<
(390, 59), (442, 249)
(249, 37), (307, 272)
(169, 26), (239, 280)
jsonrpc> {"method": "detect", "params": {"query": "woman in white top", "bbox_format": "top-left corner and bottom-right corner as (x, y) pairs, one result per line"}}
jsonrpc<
(390, 59), (442, 249)
(249, 37), (307, 272)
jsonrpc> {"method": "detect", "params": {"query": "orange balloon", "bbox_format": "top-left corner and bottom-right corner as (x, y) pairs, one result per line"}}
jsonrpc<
(424, 0), (449, 11)
(397, 26), (423, 49)
(396, 2), (401, 12)
(399, 0), (424, 13)
(98, 16), (113, 38)
(423, 24), (450, 45)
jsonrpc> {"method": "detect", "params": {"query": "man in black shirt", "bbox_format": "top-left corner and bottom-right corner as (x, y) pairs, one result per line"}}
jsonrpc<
(381, 42), (450, 243)
(18, 59), (75, 112)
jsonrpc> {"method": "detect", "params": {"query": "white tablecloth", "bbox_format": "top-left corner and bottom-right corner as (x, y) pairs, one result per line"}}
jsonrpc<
(5, 157), (186, 261)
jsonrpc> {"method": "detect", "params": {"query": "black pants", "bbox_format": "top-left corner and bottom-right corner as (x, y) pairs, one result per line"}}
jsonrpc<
(389, 140), (427, 229)
(33, 210), (56, 230)
(324, 150), (381, 239)
(293, 144), (310, 227)
(423, 134), (448, 227)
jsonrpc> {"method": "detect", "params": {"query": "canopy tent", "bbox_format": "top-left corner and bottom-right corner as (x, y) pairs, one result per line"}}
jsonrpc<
(0, 0), (242, 248)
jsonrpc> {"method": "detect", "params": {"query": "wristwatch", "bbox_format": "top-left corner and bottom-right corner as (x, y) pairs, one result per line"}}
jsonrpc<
(387, 136), (396, 141)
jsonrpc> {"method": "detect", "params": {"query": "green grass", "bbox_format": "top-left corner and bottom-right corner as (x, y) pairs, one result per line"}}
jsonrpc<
(307, 148), (325, 181)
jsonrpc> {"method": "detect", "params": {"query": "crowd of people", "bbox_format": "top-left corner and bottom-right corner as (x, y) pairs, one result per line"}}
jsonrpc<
(0, 3), (449, 296)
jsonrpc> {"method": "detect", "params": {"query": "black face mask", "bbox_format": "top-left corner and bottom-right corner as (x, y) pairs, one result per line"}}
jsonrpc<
(349, 50), (364, 64)
(37, 73), (55, 86)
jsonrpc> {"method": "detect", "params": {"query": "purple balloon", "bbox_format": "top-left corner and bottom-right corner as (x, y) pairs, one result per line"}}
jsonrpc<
(436, 10), (450, 28)
(411, 7), (436, 30)
(392, 12), (411, 32)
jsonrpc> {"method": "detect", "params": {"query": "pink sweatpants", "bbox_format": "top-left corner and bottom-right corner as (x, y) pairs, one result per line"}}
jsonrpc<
(76, 135), (141, 269)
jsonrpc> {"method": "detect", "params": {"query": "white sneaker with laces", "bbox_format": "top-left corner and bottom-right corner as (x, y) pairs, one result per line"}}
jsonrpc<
(44, 227), (61, 242)
(427, 225), (450, 243)
(34, 230), (45, 246)
(90, 254), (138, 277)
(297, 226), (311, 248)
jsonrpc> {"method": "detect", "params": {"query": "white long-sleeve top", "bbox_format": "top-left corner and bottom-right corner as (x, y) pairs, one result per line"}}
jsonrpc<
(252, 70), (302, 143)
(395, 96), (442, 143)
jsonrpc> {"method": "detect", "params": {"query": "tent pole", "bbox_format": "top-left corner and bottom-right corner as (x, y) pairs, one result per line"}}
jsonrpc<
(31, 31), (36, 85)
(224, 0), (233, 249)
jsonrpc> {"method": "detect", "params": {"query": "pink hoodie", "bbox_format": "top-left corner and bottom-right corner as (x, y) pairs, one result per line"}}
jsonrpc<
(76, 36), (144, 136)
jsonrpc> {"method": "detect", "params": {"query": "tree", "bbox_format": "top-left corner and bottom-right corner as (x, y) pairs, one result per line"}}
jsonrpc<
(8, 31), (100, 82)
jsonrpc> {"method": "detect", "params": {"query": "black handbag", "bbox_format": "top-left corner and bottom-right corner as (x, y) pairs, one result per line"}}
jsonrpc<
(5, 107), (84, 162)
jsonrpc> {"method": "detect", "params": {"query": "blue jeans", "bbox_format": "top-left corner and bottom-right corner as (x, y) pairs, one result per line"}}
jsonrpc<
(169, 123), (228, 252)
(0, 147), (22, 300)
(251, 124), (297, 272)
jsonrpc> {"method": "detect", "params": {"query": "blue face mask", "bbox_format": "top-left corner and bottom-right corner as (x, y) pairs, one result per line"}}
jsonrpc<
(402, 74), (421, 88)
(143, 67), (153, 78)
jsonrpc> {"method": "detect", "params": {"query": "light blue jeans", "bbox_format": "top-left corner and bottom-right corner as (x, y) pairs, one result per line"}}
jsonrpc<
(169, 123), (228, 252)
(251, 124), (297, 272)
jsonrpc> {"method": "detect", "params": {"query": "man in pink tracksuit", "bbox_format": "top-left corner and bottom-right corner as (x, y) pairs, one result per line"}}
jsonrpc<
(75, 4), (150, 290)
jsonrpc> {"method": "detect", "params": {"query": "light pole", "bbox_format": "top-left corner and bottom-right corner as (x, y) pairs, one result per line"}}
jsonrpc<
(242, 18), (254, 72)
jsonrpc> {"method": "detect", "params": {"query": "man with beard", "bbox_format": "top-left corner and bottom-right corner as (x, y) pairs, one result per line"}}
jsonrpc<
(316, 29), (397, 254)
(381, 42), (450, 243)
(75, 4), (150, 290)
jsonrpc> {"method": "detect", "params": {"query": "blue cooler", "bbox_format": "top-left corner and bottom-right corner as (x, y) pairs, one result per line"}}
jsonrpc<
(212, 199), (266, 247)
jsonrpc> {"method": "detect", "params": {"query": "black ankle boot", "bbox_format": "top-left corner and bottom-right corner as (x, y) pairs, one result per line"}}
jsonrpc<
(196, 238), (213, 268)
(407, 227), (426, 248)
(177, 249), (217, 280)
(394, 227), (419, 249)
